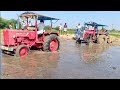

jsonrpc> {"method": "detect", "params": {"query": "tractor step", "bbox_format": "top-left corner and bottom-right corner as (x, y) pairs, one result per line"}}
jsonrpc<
(36, 41), (43, 43)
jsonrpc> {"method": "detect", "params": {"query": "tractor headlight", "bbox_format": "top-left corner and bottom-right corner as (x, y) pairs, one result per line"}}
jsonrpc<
(13, 35), (16, 38)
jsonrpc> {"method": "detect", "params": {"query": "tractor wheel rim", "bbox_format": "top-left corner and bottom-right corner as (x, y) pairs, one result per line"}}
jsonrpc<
(50, 38), (58, 51)
(20, 47), (28, 56)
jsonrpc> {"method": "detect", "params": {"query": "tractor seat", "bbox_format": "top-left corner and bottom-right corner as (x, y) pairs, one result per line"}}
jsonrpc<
(27, 26), (36, 31)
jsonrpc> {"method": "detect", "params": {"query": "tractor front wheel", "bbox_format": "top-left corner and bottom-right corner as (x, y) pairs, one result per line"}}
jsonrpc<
(76, 38), (81, 44)
(15, 45), (30, 57)
(43, 34), (60, 52)
(86, 34), (93, 45)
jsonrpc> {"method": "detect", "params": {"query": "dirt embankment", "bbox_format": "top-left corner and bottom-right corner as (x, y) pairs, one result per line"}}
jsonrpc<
(59, 34), (120, 46)
(59, 34), (75, 40)
(109, 36), (120, 46)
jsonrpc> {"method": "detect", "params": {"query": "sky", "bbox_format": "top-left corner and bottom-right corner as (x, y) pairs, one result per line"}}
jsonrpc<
(1, 11), (120, 30)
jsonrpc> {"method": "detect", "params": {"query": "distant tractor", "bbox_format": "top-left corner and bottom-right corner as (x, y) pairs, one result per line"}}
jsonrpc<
(1, 12), (60, 57)
(75, 21), (111, 45)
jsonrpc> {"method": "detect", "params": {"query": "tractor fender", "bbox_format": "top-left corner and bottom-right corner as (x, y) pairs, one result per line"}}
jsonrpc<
(50, 32), (59, 36)
(44, 32), (59, 36)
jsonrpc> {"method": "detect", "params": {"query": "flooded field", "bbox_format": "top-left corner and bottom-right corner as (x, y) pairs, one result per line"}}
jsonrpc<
(1, 37), (120, 79)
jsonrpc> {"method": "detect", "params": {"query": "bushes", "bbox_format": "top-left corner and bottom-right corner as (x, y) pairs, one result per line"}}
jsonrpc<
(55, 26), (59, 30)
(0, 17), (8, 29)
(67, 29), (75, 34)
(0, 17), (17, 29)
(44, 25), (51, 30)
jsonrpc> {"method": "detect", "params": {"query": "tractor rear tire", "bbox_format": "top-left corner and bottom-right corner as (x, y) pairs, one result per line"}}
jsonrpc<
(107, 35), (112, 44)
(43, 34), (60, 52)
(97, 35), (107, 44)
(15, 45), (30, 57)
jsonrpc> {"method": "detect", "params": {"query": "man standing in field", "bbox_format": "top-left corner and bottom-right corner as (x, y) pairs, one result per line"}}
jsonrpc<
(59, 23), (63, 35)
(105, 30), (112, 43)
(63, 23), (68, 35)
(75, 23), (82, 40)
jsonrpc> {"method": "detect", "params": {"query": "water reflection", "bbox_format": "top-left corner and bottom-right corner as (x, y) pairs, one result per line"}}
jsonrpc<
(3, 51), (60, 79)
(79, 44), (110, 64)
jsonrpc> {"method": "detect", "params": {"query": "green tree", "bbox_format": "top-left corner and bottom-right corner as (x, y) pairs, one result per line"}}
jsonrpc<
(8, 19), (17, 29)
(101, 27), (106, 30)
(0, 17), (8, 29)
(55, 26), (59, 30)
(0, 17), (17, 29)
(44, 25), (51, 30)
(111, 28), (116, 31)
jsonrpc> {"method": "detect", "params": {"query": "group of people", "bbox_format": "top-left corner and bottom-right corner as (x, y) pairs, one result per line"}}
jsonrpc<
(22, 20), (69, 36)
(58, 23), (68, 35)
(8, 19), (45, 35)
(58, 23), (82, 36)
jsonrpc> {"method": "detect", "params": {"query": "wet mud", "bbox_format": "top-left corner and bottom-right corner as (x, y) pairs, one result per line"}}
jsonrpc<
(1, 37), (120, 79)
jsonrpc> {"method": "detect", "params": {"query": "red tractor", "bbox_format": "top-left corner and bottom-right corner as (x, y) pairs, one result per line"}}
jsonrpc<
(1, 12), (60, 57)
(75, 21), (110, 44)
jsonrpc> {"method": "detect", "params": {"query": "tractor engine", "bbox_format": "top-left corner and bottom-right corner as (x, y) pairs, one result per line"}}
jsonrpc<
(3, 29), (36, 46)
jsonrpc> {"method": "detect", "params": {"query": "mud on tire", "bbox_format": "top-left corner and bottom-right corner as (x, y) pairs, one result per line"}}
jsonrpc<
(15, 45), (30, 57)
(97, 35), (107, 44)
(43, 34), (60, 52)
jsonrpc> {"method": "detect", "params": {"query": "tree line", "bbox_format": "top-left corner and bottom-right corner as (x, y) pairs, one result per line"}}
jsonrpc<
(0, 17), (59, 30)
(0, 17), (18, 29)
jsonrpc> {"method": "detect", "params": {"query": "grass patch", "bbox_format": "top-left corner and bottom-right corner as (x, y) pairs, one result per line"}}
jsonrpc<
(51, 29), (75, 34)
(0, 28), (76, 35)
(67, 29), (75, 34)
(0, 29), (3, 33)
(109, 33), (120, 37)
(109, 30), (120, 37)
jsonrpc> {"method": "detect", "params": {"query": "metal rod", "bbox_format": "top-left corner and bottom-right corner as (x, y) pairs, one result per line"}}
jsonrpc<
(50, 20), (52, 32)
(35, 16), (38, 42)
(17, 14), (19, 29)
(26, 17), (28, 30)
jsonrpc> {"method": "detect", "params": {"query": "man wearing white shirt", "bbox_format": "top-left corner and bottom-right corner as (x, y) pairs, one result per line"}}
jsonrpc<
(59, 23), (63, 35)
(37, 19), (45, 34)
(77, 23), (82, 30)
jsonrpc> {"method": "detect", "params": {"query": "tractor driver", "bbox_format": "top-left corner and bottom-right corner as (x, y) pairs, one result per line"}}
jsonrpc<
(94, 25), (99, 34)
(22, 21), (26, 30)
(37, 19), (45, 34)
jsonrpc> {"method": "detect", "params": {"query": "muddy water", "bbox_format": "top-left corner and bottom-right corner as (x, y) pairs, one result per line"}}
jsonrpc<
(1, 38), (120, 79)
